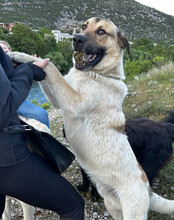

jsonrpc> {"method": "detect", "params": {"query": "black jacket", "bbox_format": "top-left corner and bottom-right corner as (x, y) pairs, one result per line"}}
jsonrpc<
(0, 47), (45, 166)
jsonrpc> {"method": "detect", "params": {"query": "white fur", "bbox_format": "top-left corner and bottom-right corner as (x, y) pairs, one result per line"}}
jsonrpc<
(8, 17), (174, 220)
(63, 67), (150, 220)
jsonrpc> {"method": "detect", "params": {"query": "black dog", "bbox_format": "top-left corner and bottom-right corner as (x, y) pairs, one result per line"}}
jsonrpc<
(75, 112), (174, 199)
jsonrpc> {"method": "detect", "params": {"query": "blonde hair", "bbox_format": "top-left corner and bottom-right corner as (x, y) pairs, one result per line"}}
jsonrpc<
(0, 40), (11, 50)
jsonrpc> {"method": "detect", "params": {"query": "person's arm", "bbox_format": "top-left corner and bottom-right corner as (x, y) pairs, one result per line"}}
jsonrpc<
(0, 60), (45, 127)
(0, 64), (16, 126)
(9, 62), (45, 110)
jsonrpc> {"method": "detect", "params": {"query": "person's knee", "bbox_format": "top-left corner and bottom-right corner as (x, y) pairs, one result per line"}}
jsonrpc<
(37, 108), (49, 127)
(59, 196), (85, 220)
(17, 100), (49, 127)
(0, 194), (5, 218)
(69, 196), (84, 219)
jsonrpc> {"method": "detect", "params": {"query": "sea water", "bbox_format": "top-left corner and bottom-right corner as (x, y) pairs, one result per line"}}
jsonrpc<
(27, 81), (48, 105)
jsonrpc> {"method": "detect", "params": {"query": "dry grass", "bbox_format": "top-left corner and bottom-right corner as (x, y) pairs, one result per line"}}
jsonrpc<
(124, 62), (174, 120)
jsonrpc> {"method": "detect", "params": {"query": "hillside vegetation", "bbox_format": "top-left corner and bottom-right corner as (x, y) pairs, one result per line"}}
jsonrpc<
(124, 62), (174, 120)
(0, 0), (174, 43)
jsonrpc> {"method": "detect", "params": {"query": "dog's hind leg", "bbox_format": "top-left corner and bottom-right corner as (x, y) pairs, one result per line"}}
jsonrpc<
(2, 196), (11, 220)
(2, 198), (34, 220)
(104, 194), (149, 220)
(120, 188), (149, 220)
(20, 201), (34, 220)
(77, 168), (91, 192)
(104, 197), (123, 220)
(96, 183), (123, 220)
(97, 182), (149, 220)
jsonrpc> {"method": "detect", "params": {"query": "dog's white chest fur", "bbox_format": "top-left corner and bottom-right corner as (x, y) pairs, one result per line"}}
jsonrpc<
(62, 68), (143, 185)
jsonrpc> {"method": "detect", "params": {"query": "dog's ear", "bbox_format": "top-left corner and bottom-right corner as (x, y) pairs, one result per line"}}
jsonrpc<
(117, 31), (130, 54)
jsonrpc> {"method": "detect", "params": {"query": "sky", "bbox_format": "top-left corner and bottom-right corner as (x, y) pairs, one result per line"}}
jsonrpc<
(135, 0), (174, 16)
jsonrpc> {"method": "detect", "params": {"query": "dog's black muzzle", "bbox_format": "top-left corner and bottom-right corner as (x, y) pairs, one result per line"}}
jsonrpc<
(73, 34), (106, 71)
(73, 34), (86, 51)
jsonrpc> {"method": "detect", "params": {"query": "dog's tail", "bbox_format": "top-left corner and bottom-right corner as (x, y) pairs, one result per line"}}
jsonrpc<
(150, 192), (174, 214)
(162, 111), (174, 142)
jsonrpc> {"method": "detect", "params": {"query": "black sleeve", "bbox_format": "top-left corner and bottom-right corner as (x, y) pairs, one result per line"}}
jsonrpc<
(0, 46), (46, 127)
(0, 62), (45, 127)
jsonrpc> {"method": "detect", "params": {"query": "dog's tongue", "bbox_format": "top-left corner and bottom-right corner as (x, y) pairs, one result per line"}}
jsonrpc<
(74, 51), (97, 68)
(74, 51), (86, 66)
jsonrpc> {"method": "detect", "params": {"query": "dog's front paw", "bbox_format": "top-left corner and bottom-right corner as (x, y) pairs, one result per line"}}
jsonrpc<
(8, 52), (40, 64)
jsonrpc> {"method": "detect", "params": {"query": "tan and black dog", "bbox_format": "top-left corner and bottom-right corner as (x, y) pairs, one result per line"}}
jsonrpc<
(9, 17), (174, 220)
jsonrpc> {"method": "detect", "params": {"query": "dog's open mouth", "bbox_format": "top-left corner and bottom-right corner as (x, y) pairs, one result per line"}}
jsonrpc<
(74, 51), (104, 70)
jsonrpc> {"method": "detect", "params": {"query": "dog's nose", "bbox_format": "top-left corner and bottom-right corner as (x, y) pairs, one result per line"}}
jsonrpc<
(73, 35), (86, 44)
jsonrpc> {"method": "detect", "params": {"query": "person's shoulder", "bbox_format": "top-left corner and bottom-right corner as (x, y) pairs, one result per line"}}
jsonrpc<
(0, 46), (14, 78)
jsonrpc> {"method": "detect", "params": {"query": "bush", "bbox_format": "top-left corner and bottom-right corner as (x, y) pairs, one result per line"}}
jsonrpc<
(30, 100), (50, 110)
(45, 51), (70, 75)
(124, 59), (153, 80)
(40, 102), (51, 110)
(30, 99), (39, 106)
(152, 56), (166, 67)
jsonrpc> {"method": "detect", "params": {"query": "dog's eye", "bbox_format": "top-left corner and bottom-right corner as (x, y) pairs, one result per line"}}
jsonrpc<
(97, 29), (106, 35)
(82, 24), (87, 30)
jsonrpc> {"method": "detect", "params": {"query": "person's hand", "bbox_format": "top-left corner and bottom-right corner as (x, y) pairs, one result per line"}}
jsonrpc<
(33, 58), (49, 69)
(8, 52), (50, 81)
(32, 58), (50, 81)
(33, 54), (41, 59)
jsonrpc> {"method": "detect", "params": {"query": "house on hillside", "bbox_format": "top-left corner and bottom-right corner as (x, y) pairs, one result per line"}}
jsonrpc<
(0, 23), (16, 32)
(52, 30), (73, 42)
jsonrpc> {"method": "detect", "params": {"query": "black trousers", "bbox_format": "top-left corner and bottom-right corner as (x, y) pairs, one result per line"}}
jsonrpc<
(0, 153), (84, 220)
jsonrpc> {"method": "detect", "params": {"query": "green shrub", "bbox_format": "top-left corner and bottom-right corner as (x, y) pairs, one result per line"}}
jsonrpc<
(124, 59), (153, 80)
(40, 102), (51, 110)
(153, 56), (165, 67)
(30, 99), (39, 106)
(45, 51), (70, 75)
(30, 100), (50, 110)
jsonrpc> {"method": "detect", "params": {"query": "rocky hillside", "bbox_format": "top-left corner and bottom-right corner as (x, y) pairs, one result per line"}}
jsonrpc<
(0, 0), (174, 43)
